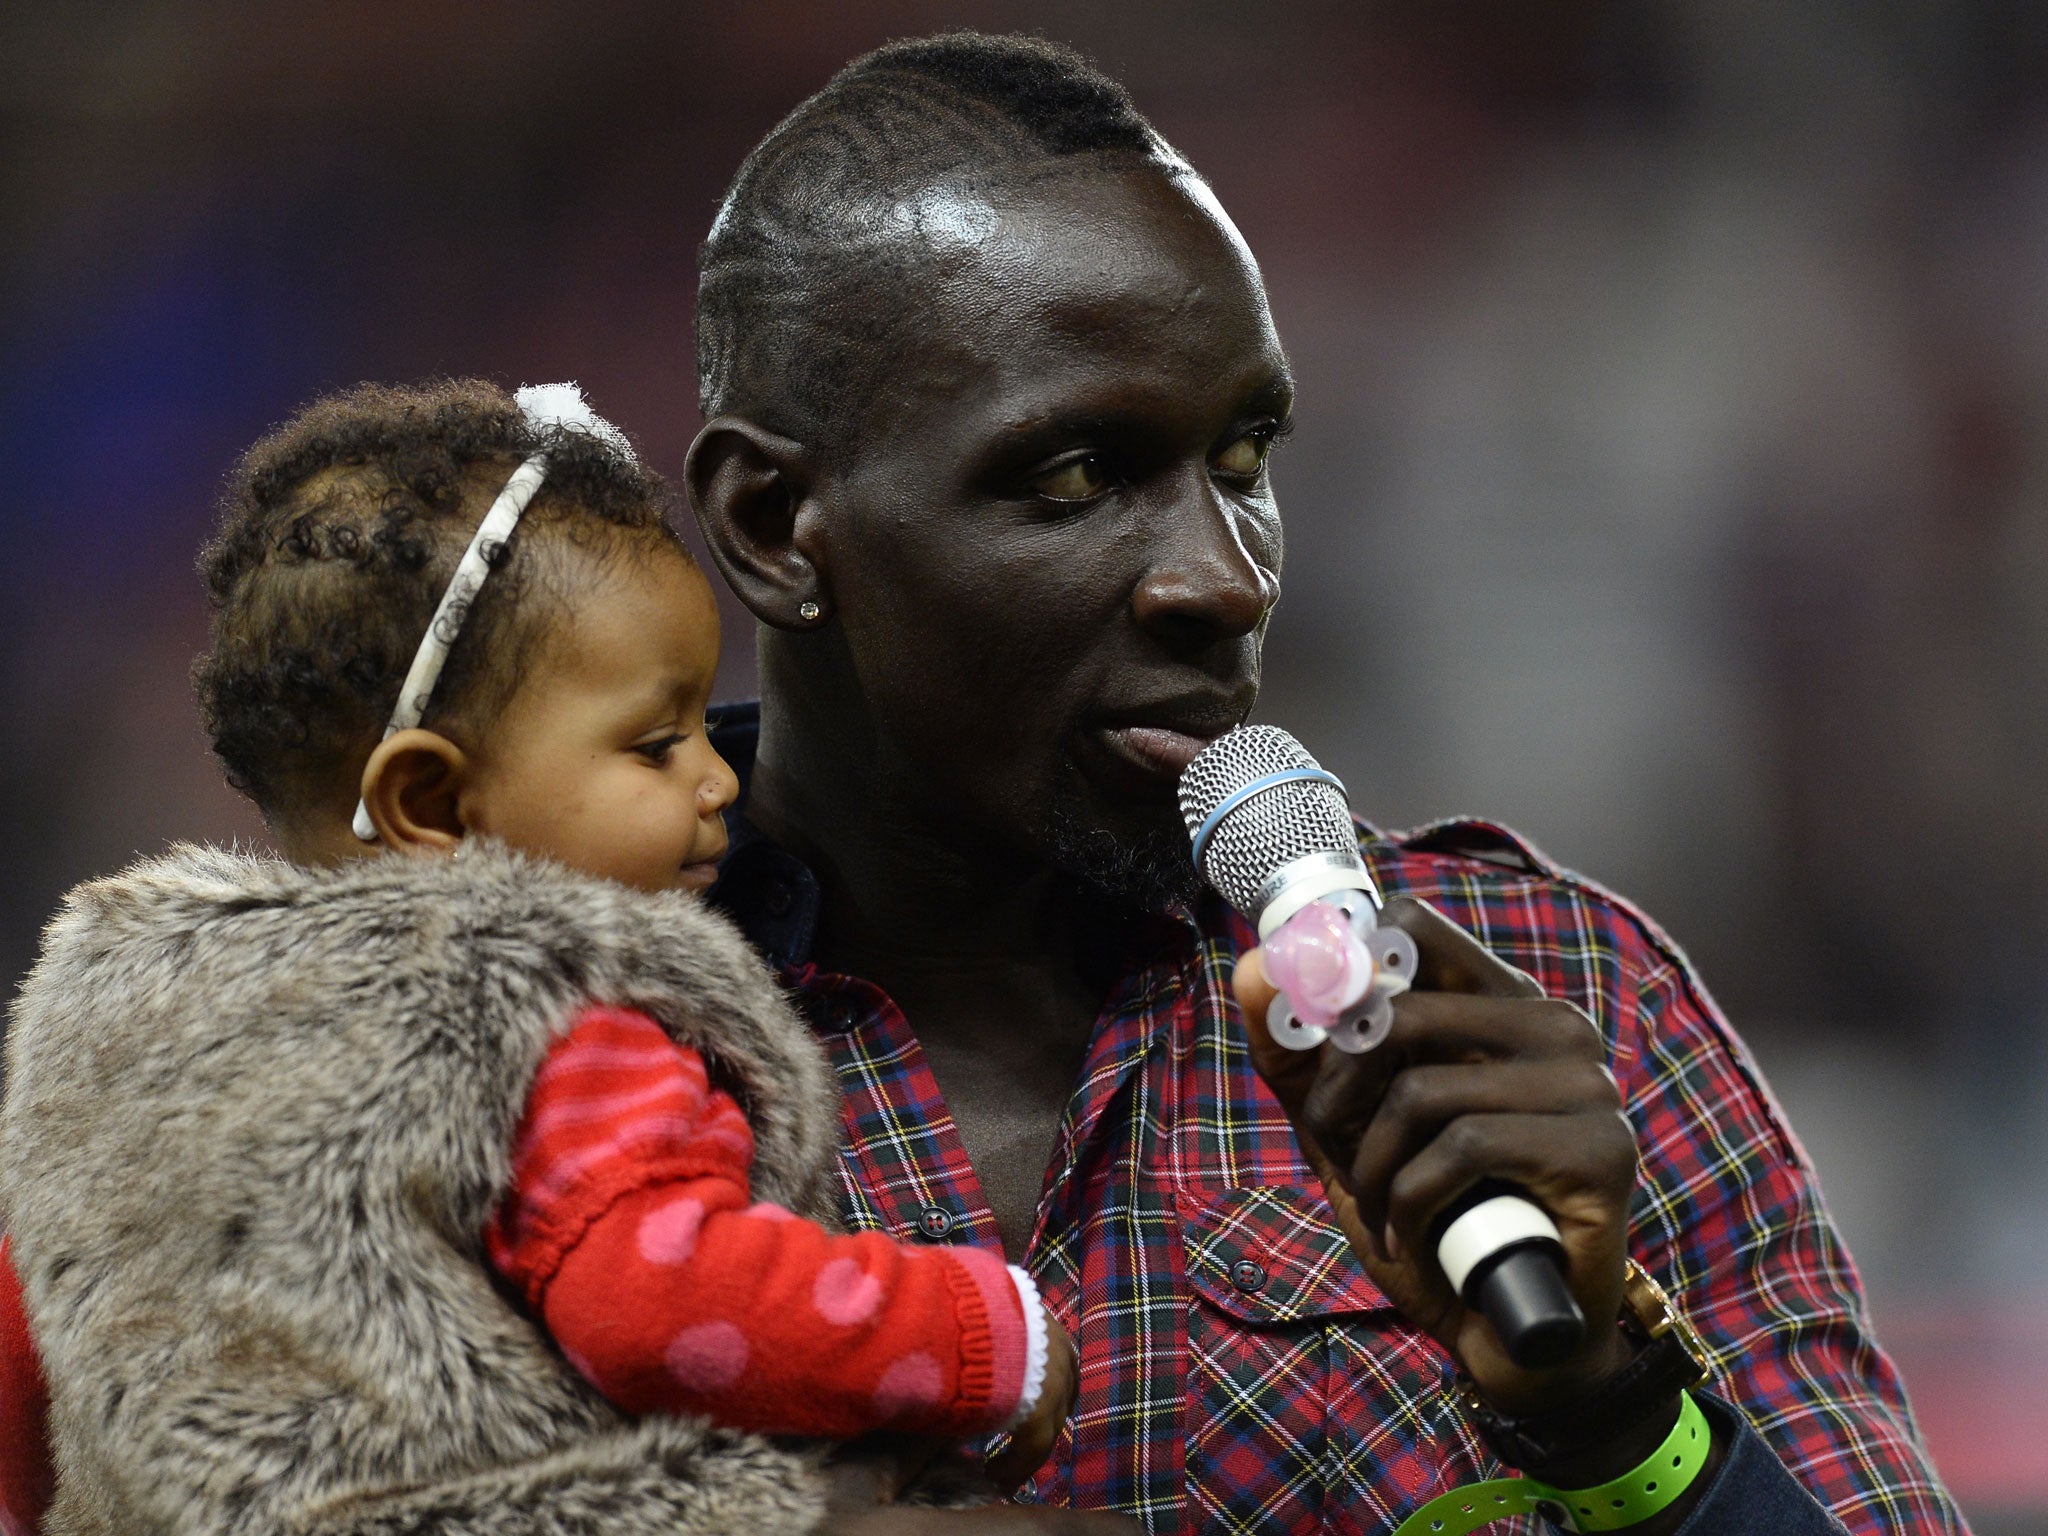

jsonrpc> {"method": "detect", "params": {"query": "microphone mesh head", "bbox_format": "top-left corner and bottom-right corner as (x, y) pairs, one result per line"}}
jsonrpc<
(1178, 725), (1360, 917)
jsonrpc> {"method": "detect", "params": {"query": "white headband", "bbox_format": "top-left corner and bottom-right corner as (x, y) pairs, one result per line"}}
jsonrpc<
(351, 382), (634, 842)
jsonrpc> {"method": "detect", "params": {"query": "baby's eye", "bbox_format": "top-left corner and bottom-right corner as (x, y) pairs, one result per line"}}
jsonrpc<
(1030, 455), (1113, 503)
(633, 734), (685, 765)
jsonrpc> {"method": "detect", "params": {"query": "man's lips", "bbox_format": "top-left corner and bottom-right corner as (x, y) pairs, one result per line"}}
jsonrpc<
(1099, 724), (1220, 778)
(1090, 696), (1251, 783)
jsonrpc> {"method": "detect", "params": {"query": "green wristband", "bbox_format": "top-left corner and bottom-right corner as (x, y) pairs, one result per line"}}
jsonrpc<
(1391, 1391), (1711, 1535)
(1536, 1389), (1711, 1531)
(1390, 1477), (1559, 1536)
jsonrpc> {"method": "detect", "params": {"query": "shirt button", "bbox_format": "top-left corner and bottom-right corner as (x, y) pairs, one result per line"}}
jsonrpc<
(1231, 1259), (1267, 1293)
(917, 1205), (957, 1240)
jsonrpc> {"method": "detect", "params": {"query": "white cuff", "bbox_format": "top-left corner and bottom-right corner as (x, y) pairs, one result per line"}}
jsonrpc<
(1002, 1264), (1051, 1431)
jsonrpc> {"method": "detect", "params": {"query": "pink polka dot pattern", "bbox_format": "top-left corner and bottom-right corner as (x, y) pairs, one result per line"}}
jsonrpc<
(812, 1255), (884, 1326)
(743, 1200), (798, 1222)
(872, 1351), (943, 1420)
(636, 1195), (707, 1266)
(560, 1342), (600, 1385)
(666, 1320), (749, 1394)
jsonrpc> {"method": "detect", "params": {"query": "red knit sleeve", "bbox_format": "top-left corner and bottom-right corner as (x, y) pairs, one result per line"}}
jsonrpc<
(485, 1005), (1033, 1440)
(0, 1235), (53, 1536)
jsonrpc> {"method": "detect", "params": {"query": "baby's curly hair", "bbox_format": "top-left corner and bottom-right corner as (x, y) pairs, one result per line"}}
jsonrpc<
(195, 378), (686, 832)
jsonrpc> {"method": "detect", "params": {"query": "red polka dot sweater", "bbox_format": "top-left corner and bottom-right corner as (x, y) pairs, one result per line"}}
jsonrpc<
(483, 1004), (1048, 1441)
(0, 1005), (1050, 1534)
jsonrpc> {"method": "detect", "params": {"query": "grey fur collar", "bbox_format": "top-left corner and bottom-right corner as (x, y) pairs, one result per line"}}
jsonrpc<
(0, 842), (849, 1535)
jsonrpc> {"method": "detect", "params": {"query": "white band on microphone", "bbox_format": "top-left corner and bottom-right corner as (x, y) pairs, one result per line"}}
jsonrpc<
(1254, 852), (1378, 939)
(1436, 1194), (1562, 1295)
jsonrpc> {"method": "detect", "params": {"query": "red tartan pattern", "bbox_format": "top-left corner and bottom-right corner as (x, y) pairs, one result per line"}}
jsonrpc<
(787, 818), (1965, 1536)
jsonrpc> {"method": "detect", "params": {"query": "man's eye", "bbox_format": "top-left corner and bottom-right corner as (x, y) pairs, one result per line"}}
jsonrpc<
(1030, 456), (1112, 502)
(1214, 428), (1275, 479)
(634, 734), (684, 764)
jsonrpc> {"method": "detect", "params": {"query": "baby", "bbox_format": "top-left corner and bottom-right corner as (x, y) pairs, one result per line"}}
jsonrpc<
(0, 380), (1070, 1536)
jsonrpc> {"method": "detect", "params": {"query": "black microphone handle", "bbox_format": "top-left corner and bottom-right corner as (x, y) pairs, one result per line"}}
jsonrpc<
(1433, 1183), (1586, 1371)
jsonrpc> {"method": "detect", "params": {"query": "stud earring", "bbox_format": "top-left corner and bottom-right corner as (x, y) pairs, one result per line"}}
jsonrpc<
(798, 600), (823, 623)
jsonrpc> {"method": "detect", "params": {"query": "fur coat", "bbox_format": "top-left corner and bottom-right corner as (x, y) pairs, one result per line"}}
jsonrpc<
(0, 842), (871, 1536)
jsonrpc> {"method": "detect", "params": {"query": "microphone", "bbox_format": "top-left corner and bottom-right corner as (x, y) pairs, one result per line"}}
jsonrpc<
(1180, 725), (1586, 1370)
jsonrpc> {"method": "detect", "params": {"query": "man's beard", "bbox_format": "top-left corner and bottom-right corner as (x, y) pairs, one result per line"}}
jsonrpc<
(1040, 781), (1201, 915)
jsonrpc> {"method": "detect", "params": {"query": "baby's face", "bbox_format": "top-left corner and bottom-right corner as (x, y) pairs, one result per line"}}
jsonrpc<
(461, 547), (737, 894)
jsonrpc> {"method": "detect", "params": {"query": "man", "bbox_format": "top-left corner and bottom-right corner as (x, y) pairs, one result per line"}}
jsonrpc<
(684, 31), (1964, 1536)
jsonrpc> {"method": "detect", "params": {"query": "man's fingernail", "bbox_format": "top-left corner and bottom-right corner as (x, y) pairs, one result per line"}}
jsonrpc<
(1383, 1224), (1402, 1260)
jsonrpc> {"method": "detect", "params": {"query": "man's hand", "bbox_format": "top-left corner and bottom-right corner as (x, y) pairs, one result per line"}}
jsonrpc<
(1232, 895), (1639, 1415)
(984, 1314), (1077, 1493)
(819, 1317), (1134, 1533)
(822, 1441), (1138, 1534)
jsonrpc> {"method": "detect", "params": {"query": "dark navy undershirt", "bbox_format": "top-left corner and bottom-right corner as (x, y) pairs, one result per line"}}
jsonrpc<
(706, 700), (821, 971)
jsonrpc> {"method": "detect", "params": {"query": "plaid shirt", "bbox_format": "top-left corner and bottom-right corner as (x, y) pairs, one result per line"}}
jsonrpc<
(708, 707), (1962, 1536)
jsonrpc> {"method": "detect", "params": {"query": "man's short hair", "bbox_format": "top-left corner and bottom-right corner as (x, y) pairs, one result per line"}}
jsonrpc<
(696, 32), (1169, 462)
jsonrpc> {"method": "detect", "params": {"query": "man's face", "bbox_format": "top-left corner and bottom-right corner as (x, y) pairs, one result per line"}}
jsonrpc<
(818, 162), (1290, 904)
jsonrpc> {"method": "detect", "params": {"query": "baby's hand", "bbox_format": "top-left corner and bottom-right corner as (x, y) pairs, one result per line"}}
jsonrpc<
(983, 1314), (1077, 1493)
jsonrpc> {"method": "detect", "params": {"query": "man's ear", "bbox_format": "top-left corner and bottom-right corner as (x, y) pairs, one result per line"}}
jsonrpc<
(359, 729), (470, 856)
(684, 415), (832, 630)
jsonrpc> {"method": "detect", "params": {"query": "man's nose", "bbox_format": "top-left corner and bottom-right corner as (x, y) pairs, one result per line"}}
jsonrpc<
(1131, 489), (1278, 650)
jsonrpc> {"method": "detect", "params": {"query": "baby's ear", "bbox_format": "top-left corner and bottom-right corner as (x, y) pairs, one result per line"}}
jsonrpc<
(359, 728), (470, 856)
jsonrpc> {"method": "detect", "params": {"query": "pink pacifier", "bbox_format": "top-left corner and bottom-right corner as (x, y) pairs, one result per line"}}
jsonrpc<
(1261, 896), (1417, 1054)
